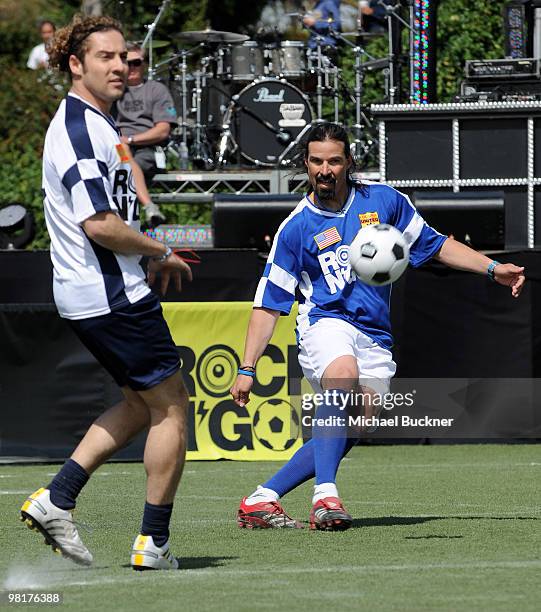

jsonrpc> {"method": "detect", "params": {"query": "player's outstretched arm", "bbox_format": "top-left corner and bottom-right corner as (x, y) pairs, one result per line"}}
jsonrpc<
(230, 307), (281, 407)
(433, 238), (525, 298)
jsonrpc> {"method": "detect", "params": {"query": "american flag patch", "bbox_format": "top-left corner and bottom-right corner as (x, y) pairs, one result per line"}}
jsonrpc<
(314, 226), (341, 250)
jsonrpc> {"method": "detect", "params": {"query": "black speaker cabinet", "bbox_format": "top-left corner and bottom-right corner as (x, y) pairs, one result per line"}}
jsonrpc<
(372, 101), (541, 249)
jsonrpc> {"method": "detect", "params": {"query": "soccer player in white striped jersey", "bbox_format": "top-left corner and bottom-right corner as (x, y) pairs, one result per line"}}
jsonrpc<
(20, 15), (191, 569)
(231, 122), (526, 531)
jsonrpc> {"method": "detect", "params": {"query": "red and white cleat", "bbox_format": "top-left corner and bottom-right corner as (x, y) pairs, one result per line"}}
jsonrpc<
(309, 497), (352, 531)
(237, 497), (303, 529)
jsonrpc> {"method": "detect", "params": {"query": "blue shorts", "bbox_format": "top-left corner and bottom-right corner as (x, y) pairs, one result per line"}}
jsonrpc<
(68, 292), (180, 391)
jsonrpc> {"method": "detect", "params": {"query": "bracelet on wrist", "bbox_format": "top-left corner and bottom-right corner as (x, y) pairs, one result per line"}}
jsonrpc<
(240, 365), (256, 371)
(238, 368), (256, 378)
(153, 245), (172, 263)
(487, 260), (501, 282)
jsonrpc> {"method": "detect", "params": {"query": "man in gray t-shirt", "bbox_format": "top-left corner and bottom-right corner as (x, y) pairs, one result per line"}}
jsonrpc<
(115, 42), (178, 225)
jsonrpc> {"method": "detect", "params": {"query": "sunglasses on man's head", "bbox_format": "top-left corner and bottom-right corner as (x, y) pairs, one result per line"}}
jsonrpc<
(127, 59), (143, 67)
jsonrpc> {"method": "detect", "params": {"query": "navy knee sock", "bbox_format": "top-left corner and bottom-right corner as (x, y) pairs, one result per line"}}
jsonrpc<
(48, 458), (89, 510)
(141, 502), (173, 548)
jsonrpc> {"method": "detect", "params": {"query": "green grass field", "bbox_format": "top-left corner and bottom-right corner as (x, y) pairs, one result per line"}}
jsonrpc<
(1, 445), (540, 611)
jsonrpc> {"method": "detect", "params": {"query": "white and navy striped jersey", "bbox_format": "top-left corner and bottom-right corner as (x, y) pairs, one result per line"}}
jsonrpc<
(43, 93), (150, 320)
(254, 182), (447, 350)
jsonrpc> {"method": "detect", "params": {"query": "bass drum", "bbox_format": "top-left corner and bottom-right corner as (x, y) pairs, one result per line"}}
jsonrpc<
(230, 79), (313, 166)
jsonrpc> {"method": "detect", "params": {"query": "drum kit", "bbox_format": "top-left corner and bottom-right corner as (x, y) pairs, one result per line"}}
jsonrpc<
(141, 1), (396, 170)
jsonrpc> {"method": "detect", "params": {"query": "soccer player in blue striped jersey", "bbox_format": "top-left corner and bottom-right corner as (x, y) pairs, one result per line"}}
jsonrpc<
(231, 122), (525, 531)
(20, 15), (191, 569)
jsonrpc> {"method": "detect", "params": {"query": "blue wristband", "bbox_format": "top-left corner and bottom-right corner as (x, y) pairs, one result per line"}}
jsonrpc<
(238, 368), (256, 378)
(487, 260), (500, 282)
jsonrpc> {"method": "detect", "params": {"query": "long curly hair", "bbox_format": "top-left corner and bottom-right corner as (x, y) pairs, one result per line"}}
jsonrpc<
(48, 14), (123, 74)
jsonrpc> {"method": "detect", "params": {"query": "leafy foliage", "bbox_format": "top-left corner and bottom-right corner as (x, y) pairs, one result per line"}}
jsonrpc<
(436, 0), (504, 100)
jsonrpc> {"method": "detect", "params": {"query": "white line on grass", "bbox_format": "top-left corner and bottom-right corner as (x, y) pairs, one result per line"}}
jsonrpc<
(0, 491), (32, 495)
(8, 559), (540, 589)
(339, 462), (541, 469)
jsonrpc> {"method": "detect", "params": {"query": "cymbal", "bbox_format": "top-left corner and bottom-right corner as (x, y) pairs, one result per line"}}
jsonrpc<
(137, 39), (171, 49)
(173, 29), (249, 44)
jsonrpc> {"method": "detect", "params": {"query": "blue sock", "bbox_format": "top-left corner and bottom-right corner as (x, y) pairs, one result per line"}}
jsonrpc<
(48, 458), (89, 510)
(313, 389), (350, 485)
(262, 388), (357, 497)
(263, 439), (316, 497)
(141, 502), (173, 548)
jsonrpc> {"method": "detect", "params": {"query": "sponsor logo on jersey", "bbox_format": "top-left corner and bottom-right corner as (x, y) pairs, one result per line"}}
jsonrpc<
(317, 245), (356, 294)
(359, 212), (380, 227)
(314, 226), (341, 250)
(115, 143), (130, 162)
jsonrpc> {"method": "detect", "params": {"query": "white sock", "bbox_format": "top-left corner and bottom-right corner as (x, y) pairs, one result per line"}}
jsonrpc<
(244, 485), (279, 506)
(312, 482), (339, 504)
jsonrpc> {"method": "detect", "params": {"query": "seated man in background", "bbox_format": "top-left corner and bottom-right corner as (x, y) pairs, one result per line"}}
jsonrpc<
(27, 20), (55, 70)
(115, 42), (178, 227)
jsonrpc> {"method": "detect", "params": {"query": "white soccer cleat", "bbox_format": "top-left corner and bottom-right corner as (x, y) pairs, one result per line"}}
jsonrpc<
(20, 487), (93, 566)
(131, 534), (179, 570)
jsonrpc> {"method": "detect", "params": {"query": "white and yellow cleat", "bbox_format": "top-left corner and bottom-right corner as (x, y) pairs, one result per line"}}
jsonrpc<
(131, 534), (179, 571)
(20, 488), (93, 566)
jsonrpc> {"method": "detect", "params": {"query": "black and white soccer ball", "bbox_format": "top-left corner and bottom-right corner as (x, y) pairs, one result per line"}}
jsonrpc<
(252, 399), (300, 452)
(348, 224), (409, 286)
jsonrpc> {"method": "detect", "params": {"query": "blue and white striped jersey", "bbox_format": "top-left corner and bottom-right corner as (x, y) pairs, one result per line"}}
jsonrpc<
(254, 182), (447, 349)
(43, 93), (150, 320)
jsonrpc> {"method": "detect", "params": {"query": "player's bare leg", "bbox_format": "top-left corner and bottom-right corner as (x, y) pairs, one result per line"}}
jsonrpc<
(137, 371), (188, 504)
(129, 371), (188, 570)
(71, 394), (151, 473)
(20, 395), (151, 566)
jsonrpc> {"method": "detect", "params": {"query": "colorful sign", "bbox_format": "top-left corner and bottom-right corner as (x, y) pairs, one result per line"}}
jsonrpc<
(163, 302), (302, 461)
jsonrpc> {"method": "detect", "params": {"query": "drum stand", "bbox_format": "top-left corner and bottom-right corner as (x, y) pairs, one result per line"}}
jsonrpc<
(332, 30), (379, 163)
(142, 0), (171, 80)
(154, 45), (202, 168)
(309, 34), (340, 123)
(377, 0), (411, 104)
(191, 61), (214, 169)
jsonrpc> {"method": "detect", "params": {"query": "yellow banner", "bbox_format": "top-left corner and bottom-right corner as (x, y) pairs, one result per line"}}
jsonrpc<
(163, 302), (303, 461)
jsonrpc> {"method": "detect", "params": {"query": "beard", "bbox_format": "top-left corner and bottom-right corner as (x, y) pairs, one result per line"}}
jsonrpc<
(314, 174), (336, 200)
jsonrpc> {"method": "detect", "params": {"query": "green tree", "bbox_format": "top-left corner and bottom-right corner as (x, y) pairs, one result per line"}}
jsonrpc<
(437, 0), (504, 100)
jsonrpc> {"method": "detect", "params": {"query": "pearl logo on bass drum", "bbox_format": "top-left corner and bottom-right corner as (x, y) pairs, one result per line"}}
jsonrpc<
(253, 87), (285, 102)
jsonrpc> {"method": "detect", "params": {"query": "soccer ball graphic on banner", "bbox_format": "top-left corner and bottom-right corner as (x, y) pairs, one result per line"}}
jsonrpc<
(348, 224), (410, 286)
(252, 399), (300, 451)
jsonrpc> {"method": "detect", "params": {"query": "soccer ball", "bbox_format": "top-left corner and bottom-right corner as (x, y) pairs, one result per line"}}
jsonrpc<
(252, 399), (300, 451)
(348, 224), (409, 286)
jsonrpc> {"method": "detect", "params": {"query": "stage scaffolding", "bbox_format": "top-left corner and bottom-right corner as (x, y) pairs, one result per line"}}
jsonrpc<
(150, 169), (380, 203)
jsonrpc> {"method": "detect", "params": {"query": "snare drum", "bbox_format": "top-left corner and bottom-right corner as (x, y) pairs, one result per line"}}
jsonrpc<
(270, 41), (306, 79)
(217, 41), (265, 82)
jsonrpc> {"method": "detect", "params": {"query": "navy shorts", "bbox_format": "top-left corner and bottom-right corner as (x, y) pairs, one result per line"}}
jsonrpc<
(68, 292), (180, 391)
